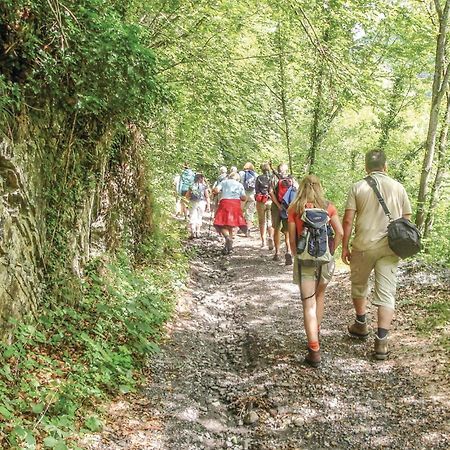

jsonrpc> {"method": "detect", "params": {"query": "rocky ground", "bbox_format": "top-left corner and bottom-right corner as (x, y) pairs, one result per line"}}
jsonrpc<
(83, 222), (450, 450)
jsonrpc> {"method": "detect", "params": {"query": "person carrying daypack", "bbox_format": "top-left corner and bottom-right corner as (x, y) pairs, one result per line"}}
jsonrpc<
(255, 162), (274, 249)
(288, 175), (343, 368)
(239, 162), (257, 237)
(269, 163), (295, 265)
(342, 150), (413, 361)
(187, 173), (210, 239)
(178, 163), (195, 220)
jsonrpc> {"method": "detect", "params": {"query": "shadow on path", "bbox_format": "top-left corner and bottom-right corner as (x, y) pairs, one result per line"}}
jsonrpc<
(83, 227), (450, 450)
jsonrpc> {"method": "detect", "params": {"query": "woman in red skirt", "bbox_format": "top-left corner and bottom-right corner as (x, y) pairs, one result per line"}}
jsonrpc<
(213, 172), (247, 254)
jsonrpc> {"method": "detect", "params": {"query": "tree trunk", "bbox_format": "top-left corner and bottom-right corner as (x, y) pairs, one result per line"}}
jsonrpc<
(378, 75), (405, 150)
(308, 65), (324, 174)
(276, 25), (293, 175)
(424, 93), (450, 239)
(416, 0), (450, 229)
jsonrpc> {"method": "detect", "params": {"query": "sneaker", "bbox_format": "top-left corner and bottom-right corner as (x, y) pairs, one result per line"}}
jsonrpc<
(273, 253), (281, 261)
(374, 335), (389, 360)
(267, 237), (274, 250)
(304, 348), (321, 368)
(348, 319), (370, 339)
(285, 253), (293, 266)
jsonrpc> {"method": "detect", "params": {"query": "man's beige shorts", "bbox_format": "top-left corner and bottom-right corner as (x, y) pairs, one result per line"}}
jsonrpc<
(350, 242), (400, 309)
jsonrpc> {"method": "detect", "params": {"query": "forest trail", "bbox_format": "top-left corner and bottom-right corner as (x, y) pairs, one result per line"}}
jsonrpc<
(84, 218), (449, 450)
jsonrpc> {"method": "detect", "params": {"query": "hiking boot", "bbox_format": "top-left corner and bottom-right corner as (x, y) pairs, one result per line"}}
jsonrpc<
(285, 253), (293, 266)
(374, 335), (389, 360)
(267, 237), (274, 250)
(304, 348), (321, 368)
(348, 319), (370, 339)
(273, 253), (281, 261)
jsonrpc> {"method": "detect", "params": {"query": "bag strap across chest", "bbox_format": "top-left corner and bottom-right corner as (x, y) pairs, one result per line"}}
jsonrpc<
(365, 176), (392, 221)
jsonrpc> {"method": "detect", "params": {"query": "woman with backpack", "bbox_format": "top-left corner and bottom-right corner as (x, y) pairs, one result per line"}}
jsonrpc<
(187, 173), (210, 239)
(287, 175), (343, 368)
(213, 172), (247, 254)
(255, 162), (274, 249)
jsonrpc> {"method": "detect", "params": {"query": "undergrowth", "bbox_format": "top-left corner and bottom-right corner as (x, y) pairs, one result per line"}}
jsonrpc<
(0, 239), (187, 449)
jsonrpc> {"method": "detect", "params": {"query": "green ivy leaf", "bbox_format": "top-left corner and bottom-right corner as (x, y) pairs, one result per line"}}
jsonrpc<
(0, 405), (13, 420)
(31, 403), (45, 414)
(43, 436), (59, 448)
(84, 415), (103, 432)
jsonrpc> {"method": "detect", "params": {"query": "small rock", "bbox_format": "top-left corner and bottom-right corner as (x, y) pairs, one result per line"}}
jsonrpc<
(243, 411), (259, 425)
(292, 416), (305, 427)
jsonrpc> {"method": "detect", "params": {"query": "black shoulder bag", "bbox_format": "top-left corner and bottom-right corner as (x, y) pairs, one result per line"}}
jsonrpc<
(365, 176), (421, 259)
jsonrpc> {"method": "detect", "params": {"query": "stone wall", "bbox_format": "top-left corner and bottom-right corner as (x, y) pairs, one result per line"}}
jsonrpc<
(0, 121), (153, 337)
(0, 136), (44, 336)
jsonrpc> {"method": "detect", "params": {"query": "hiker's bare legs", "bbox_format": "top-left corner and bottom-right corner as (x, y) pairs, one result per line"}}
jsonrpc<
(267, 225), (274, 241)
(284, 231), (291, 254)
(256, 202), (266, 244)
(301, 279), (319, 344)
(378, 305), (394, 330)
(315, 282), (327, 328)
(352, 297), (366, 316)
(274, 228), (281, 255)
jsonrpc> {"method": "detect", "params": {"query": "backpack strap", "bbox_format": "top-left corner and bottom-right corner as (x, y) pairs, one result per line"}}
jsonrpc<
(365, 176), (392, 222)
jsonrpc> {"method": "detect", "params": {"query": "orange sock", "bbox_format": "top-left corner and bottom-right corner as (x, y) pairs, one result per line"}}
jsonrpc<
(308, 341), (320, 351)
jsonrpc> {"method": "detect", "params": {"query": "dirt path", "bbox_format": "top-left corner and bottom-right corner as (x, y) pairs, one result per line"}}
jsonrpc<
(83, 225), (450, 450)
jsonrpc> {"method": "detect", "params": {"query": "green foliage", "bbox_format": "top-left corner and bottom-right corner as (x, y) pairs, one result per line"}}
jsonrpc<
(0, 0), (166, 120)
(0, 244), (187, 448)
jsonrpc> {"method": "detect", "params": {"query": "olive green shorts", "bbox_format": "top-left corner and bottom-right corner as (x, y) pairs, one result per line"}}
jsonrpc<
(271, 203), (288, 233)
(293, 258), (335, 285)
(350, 242), (400, 309)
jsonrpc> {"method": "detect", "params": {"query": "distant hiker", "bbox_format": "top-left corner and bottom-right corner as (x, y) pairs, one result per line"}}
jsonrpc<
(255, 162), (274, 249)
(212, 166), (228, 215)
(269, 163), (295, 265)
(288, 175), (343, 368)
(178, 163), (196, 220)
(230, 166), (238, 174)
(342, 150), (412, 360)
(213, 172), (247, 254)
(187, 173), (210, 239)
(239, 162), (257, 236)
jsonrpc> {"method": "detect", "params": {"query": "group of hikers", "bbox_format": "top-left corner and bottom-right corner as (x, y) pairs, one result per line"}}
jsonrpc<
(173, 150), (413, 368)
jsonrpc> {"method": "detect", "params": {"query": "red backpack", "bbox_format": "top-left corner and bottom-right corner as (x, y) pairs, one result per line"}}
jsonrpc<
(277, 176), (293, 202)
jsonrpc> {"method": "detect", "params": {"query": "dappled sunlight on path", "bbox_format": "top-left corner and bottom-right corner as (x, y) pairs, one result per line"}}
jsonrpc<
(83, 225), (450, 450)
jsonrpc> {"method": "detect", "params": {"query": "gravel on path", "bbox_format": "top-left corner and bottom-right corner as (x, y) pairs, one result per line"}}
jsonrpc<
(83, 226), (450, 450)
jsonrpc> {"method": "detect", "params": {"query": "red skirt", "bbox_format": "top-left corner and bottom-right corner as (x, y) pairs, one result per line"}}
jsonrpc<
(214, 199), (247, 232)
